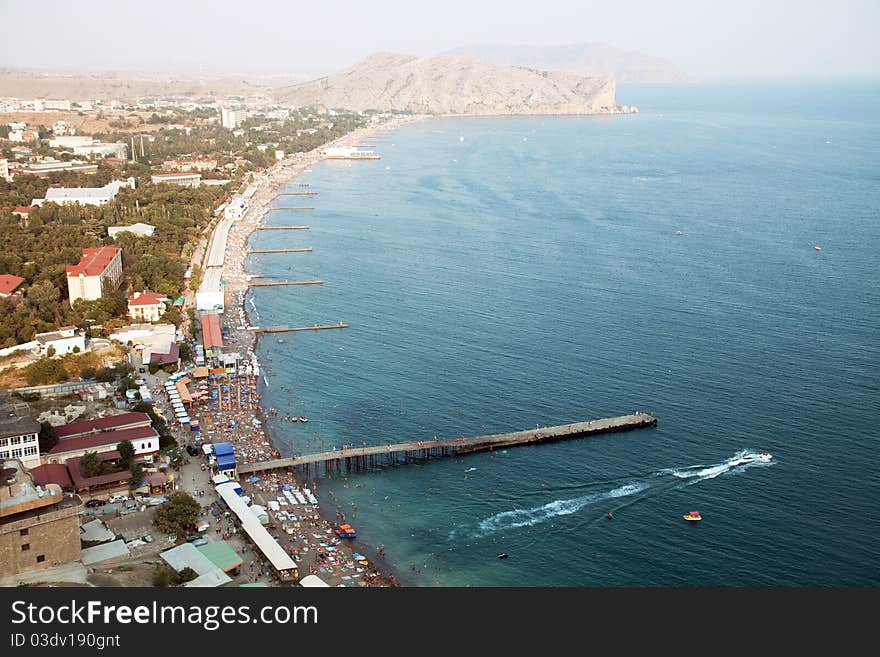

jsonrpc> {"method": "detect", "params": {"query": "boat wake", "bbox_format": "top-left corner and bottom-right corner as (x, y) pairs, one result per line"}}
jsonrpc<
(472, 450), (773, 536)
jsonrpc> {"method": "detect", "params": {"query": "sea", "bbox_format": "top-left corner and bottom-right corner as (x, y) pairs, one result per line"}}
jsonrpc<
(246, 80), (880, 586)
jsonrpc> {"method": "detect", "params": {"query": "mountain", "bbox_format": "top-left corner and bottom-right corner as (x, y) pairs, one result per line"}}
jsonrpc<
(273, 52), (626, 115)
(444, 43), (695, 84)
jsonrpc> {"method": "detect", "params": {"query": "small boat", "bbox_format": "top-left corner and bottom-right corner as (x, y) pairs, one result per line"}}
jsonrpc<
(291, 417), (298, 422)
(742, 452), (772, 463)
(682, 511), (702, 522)
(814, 245), (822, 251)
(299, 416), (308, 423)
(675, 230), (684, 236)
(497, 552), (509, 559)
(607, 512), (614, 520)
(335, 524), (357, 539)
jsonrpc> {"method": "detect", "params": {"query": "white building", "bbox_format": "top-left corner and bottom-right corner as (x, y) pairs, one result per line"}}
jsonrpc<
(196, 267), (224, 313)
(0, 411), (42, 469)
(108, 223), (155, 239)
(0, 158), (9, 182)
(223, 196), (248, 220)
(35, 327), (86, 355)
(220, 108), (246, 129)
(65, 246), (123, 306)
(150, 172), (201, 187)
(48, 136), (127, 159)
(37, 178), (135, 207)
(127, 291), (170, 323)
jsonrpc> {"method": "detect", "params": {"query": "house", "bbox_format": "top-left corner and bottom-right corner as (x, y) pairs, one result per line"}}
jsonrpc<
(0, 460), (83, 576)
(35, 177), (135, 207)
(200, 314), (223, 362)
(34, 327), (85, 356)
(0, 408), (42, 469)
(107, 223), (155, 239)
(149, 342), (179, 367)
(47, 412), (159, 464)
(127, 291), (170, 323)
(109, 323), (175, 363)
(150, 172), (201, 187)
(65, 246), (123, 306)
(0, 158), (10, 182)
(0, 274), (24, 298)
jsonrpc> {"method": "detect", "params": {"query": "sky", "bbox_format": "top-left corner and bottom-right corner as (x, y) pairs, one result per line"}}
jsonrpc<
(0, 0), (877, 78)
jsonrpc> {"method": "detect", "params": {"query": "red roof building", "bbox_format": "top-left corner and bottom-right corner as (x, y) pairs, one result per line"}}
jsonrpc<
(127, 290), (170, 322)
(12, 206), (37, 216)
(65, 246), (123, 306)
(55, 412), (151, 440)
(28, 463), (73, 488)
(0, 274), (24, 297)
(201, 314), (223, 351)
(47, 424), (159, 459)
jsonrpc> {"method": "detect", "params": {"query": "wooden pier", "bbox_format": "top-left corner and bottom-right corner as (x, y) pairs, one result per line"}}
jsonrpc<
(255, 226), (310, 231)
(237, 413), (657, 475)
(248, 280), (324, 287)
(258, 322), (348, 333)
(247, 248), (313, 254)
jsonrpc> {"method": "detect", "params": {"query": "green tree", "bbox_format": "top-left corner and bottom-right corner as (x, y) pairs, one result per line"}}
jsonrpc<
(38, 421), (59, 453)
(152, 564), (176, 587)
(80, 451), (104, 478)
(128, 462), (145, 490)
(24, 357), (67, 385)
(153, 492), (200, 536)
(46, 346), (56, 358)
(178, 567), (198, 583)
(117, 440), (135, 467)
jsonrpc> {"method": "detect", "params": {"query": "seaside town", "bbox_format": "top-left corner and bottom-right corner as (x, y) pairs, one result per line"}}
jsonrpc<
(0, 86), (414, 588)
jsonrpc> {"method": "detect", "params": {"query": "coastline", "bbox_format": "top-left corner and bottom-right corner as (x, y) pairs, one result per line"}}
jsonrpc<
(213, 114), (422, 586)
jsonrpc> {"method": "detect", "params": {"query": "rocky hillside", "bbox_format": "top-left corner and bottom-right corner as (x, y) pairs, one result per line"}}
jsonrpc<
(273, 52), (624, 115)
(444, 42), (695, 84)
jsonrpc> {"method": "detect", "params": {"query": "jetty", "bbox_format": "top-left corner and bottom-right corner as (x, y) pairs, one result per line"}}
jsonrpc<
(259, 322), (348, 333)
(247, 248), (313, 254)
(238, 413), (657, 475)
(275, 191), (318, 196)
(255, 226), (310, 231)
(268, 206), (315, 211)
(248, 280), (324, 287)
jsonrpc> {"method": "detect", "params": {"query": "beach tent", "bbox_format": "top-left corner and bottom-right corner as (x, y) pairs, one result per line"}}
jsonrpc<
(213, 442), (235, 457)
(299, 575), (330, 588)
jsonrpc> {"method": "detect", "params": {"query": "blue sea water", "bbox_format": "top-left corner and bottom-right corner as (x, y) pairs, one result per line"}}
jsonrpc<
(247, 80), (880, 586)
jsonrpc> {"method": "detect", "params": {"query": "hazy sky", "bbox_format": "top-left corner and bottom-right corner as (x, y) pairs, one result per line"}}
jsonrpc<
(1, 0), (877, 78)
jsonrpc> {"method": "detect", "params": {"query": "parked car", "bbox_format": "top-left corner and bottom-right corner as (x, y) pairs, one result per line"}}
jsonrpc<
(123, 500), (138, 510)
(192, 538), (208, 547)
(186, 445), (200, 456)
(147, 496), (168, 506)
(185, 534), (201, 542)
(108, 495), (128, 504)
(84, 499), (107, 508)
(138, 367), (146, 374)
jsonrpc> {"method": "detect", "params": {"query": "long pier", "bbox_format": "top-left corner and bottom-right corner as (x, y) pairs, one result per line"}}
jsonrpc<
(237, 413), (657, 475)
(275, 192), (318, 196)
(255, 226), (310, 231)
(258, 322), (348, 333)
(247, 248), (313, 254)
(268, 206), (315, 211)
(248, 280), (324, 287)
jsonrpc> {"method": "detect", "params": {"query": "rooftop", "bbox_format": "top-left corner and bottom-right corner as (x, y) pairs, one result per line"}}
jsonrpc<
(128, 291), (169, 307)
(0, 411), (40, 440)
(0, 274), (24, 295)
(66, 246), (120, 277)
(48, 424), (158, 456)
(55, 411), (151, 440)
(201, 314), (223, 349)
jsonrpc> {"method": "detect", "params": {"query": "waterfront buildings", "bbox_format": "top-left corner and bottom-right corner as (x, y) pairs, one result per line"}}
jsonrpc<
(65, 246), (123, 306)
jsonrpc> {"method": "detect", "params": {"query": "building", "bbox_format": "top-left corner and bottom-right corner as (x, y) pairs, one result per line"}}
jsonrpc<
(0, 408), (41, 469)
(165, 157), (217, 172)
(109, 323), (176, 363)
(200, 314), (224, 362)
(41, 99), (72, 111)
(150, 172), (201, 187)
(47, 412), (159, 464)
(12, 161), (98, 177)
(108, 222), (155, 239)
(7, 129), (39, 143)
(127, 291), (170, 323)
(37, 178), (135, 207)
(196, 266), (225, 313)
(65, 246), (123, 306)
(35, 327), (85, 356)
(47, 135), (125, 159)
(223, 195), (248, 219)
(12, 206), (37, 227)
(0, 158), (9, 182)
(0, 460), (83, 577)
(220, 108), (246, 129)
(0, 274), (24, 298)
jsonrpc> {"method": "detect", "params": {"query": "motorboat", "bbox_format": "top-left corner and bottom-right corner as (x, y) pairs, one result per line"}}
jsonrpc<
(606, 512), (614, 520)
(299, 416), (308, 423)
(497, 552), (509, 559)
(814, 245), (822, 251)
(743, 452), (773, 463)
(682, 511), (702, 522)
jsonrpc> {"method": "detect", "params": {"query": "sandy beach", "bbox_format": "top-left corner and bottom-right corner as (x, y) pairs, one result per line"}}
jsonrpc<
(192, 115), (423, 586)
